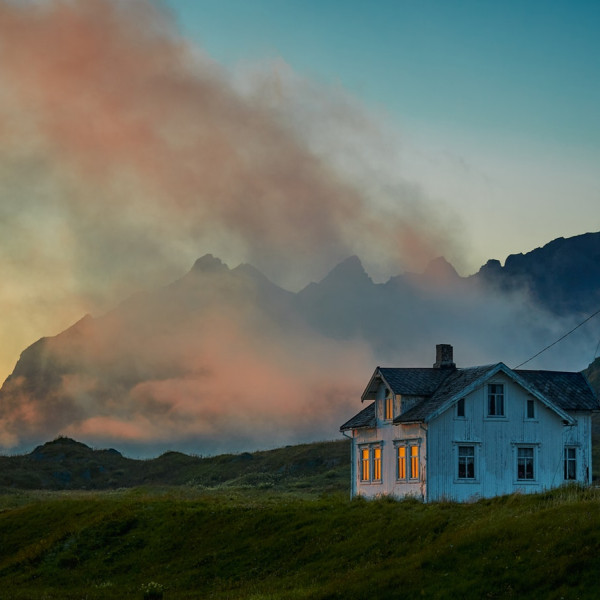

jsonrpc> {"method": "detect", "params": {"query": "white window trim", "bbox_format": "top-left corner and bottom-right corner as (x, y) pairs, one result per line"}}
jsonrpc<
(454, 397), (466, 420)
(511, 443), (540, 484)
(452, 441), (481, 484)
(564, 446), (578, 481)
(525, 397), (537, 421)
(393, 439), (421, 482)
(485, 382), (507, 420)
(358, 442), (383, 485)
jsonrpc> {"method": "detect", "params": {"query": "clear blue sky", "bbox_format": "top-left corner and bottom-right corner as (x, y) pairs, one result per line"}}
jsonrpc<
(164, 0), (600, 150)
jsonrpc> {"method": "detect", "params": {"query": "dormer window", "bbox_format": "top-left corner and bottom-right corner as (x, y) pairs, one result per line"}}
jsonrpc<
(384, 394), (393, 420)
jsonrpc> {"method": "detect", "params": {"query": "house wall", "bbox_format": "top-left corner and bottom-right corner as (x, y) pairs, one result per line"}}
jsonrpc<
(352, 386), (427, 500)
(426, 372), (591, 502)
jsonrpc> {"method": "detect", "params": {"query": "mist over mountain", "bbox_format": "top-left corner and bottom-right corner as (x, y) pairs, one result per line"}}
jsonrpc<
(1, 232), (599, 455)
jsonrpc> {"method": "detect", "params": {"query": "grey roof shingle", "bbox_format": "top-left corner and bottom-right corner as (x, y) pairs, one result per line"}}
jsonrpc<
(378, 367), (452, 395)
(396, 365), (494, 423)
(516, 370), (598, 411)
(341, 363), (599, 430)
(340, 402), (375, 431)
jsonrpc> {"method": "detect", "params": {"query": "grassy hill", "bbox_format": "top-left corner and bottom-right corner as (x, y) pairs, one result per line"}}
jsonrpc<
(0, 437), (349, 494)
(1, 484), (600, 599)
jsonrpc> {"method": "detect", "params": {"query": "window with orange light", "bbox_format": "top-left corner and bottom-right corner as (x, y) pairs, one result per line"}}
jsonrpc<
(397, 445), (406, 479)
(410, 445), (419, 479)
(373, 447), (382, 481)
(359, 444), (383, 484)
(394, 440), (420, 482)
(360, 447), (370, 481)
(385, 396), (393, 420)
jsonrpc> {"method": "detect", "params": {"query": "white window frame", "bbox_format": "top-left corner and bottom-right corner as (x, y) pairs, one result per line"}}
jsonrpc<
(394, 439), (421, 482)
(564, 446), (577, 481)
(384, 395), (394, 421)
(452, 441), (481, 483)
(513, 444), (539, 484)
(486, 383), (506, 418)
(525, 398), (536, 420)
(358, 442), (383, 484)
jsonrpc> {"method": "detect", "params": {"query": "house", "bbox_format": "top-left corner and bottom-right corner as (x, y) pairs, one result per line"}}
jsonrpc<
(340, 344), (599, 502)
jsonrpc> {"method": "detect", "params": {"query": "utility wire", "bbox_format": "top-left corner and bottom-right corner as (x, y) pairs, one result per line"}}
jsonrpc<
(513, 306), (600, 370)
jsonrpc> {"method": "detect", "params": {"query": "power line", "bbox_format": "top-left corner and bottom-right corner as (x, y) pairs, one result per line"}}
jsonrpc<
(513, 306), (600, 370)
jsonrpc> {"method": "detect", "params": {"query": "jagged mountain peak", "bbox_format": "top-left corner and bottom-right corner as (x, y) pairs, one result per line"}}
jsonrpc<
(319, 255), (372, 287)
(192, 253), (229, 274)
(423, 256), (459, 282)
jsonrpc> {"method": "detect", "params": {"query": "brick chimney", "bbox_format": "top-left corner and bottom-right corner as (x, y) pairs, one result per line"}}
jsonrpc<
(433, 344), (455, 369)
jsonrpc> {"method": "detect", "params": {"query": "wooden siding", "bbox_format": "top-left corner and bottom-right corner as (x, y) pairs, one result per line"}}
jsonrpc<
(349, 371), (593, 502)
(427, 372), (591, 502)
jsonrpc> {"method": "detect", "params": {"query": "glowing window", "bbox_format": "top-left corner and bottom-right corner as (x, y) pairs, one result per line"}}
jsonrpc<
(385, 396), (393, 420)
(361, 448), (370, 481)
(373, 447), (382, 481)
(397, 446), (406, 479)
(409, 445), (419, 480)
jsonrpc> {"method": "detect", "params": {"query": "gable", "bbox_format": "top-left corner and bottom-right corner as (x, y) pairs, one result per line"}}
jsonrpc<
(396, 363), (594, 425)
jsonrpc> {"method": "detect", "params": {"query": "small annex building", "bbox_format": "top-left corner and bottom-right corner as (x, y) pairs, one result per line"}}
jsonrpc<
(340, 344), (599, 502)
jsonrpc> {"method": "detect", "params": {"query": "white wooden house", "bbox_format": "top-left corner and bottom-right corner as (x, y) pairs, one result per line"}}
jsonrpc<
(340, 344), (599, 502)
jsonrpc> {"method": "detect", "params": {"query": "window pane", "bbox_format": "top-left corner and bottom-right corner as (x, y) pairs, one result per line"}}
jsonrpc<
(385, 397), (393, 420)
(517, 447), (534, 480)
(457, 398), (465, 417)
(488, 384), (505, 416)
(564, 447), (576, 480)
(397, 446), (406, 479)
(373, 447), (382, 481)
(458, 446), (475, 479)
(361, 448), (370, 481)
(527, 399), (535, 419)
(410, 445), (419, 479)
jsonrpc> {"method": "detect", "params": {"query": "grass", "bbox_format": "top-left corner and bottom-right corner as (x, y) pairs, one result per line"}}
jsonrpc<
(1, 484), (600, 599)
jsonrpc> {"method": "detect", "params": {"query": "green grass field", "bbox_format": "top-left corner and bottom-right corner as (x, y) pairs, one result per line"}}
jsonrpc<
(1, 484), (600, 599)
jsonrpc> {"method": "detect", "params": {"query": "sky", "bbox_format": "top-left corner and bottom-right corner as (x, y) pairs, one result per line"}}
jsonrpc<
(0, 0), (599, 451)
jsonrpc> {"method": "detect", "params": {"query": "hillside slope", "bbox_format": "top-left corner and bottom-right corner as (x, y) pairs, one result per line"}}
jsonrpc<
(0, 436), (349, 493)
(1, 486), (600, 599)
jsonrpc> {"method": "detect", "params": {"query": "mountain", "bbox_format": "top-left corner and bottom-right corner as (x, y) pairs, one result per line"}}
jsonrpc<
(1, 232), (599, 454)
(473, 231), (600, 315)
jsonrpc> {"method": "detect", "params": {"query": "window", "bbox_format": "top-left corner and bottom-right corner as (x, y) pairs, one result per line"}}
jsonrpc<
(456, 398), (465, 418)
(395, 441), (420, 482)
(517, 447), (534, 480)
(361, 448), (370, 481)
(359, 444), (382, 483)
(458, 446), (475, 479)
(385, 395), (393, 420)
(410, 445), (419, 480)
(373, 447), (382, 481)
(564, 447), (577, 480)
(526, 399), (535, 419)
(487, 383), (505, 417)
(397, 445), (406, 479)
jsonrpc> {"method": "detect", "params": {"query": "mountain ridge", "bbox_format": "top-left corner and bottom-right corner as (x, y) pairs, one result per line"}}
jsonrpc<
(1, 231), (599, 454)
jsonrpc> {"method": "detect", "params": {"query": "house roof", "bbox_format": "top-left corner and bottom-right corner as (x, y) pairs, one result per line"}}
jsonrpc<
(340, 402), (375, 431)
(341, 362), (599, 431)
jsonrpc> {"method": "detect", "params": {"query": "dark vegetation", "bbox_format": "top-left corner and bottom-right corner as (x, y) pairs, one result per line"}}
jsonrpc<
(2, 484), (600, 599)
(0, 437), (349, 493)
